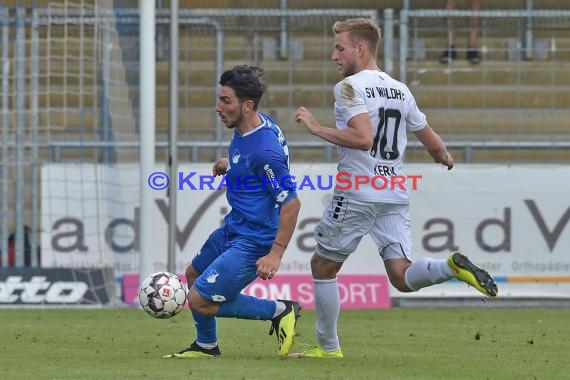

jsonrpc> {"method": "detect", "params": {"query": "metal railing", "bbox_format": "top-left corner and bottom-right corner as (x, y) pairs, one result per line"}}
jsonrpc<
(4, 140), (568, 164)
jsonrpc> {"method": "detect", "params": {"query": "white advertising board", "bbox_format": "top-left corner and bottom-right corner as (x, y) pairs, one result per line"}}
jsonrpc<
(41, 163), (570, 298)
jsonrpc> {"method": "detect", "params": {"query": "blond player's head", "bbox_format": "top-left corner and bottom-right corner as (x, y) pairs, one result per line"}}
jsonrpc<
(333, 18), (381, 58)
(331, 18), (381, 77)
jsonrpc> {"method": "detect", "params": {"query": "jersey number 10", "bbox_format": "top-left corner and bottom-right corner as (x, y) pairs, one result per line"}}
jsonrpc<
(370, 107), (402, 160)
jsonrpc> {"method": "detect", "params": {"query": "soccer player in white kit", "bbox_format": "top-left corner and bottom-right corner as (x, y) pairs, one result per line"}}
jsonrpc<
(291, 17), (498, 359)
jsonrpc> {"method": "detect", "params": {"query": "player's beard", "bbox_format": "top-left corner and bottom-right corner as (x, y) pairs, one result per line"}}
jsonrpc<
(228, 111), (245, 130)
(341, 60), (357, 77)
(219, 108), (243, 129)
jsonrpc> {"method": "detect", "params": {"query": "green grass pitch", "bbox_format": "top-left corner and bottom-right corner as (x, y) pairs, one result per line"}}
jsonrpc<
(2, 307), (569, 379)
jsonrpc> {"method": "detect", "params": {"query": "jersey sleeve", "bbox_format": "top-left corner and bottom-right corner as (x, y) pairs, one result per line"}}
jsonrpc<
(404, 86), (427, 132)
(252, 148), (298, 207)
(334, 78), (368, 122)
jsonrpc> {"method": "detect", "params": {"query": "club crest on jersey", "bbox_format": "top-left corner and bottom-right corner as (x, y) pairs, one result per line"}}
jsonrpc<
(232, 149), (241, 164)
(206, 270), (220, 283)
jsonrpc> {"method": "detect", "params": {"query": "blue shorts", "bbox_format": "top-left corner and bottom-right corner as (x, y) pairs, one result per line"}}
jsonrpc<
(192, 226), (271, 303)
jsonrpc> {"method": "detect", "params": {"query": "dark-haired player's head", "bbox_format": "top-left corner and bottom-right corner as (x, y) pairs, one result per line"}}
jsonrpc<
(219, 65), (267, 111)
(216, 65), (267, 130)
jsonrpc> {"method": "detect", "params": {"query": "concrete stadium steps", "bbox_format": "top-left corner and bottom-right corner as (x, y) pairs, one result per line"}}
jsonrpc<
(36, 78), (570, 113)
(176, 0), (397, 9)
(3, 0), (551, 12)
(167, 33), (570, 64)
(31, 33), (570, 87)
(149, 59), (570, 89)
(27, 24), (570, 64)
(38, 108), (100, 131)
(37, 92), (99, 109)
(41, 107), (219, 140)
(5, 39), (97, 62)
(265, 107), (570, 140)
(34, 73), (100, 88)
(417, 35), (570, 62)
(176, 34), (337, 62)
(156, 83), (570, 109)
(33, 143), (102, 163)
(168, 34), (334, 62)
(174, 0), (394, 9)
(412, 84), (570, 108)
(468, 148), (570, 162)
(167, 26), (570, 63)
(6, 0), (566, 13)
(42, 146), (143, 164)
(26, 59), (511, 88)
(40, 105), (568, 151)
(36, 57), (570, 113)
(132, 61), (570, 97)
(35, 26), (100, 40)
(281, 34), (570, 62)
(140, 107), (569, 142)
(425, 108), (570, 136)
(2, 0), (51, 6)
(174, 35), (265, 62)
(179, 0), (568, 10)
(404, 146), (570, 164)
(153, 60), (342, 86)
(406, 61), (570, 86)
(43, 60), (570, 90)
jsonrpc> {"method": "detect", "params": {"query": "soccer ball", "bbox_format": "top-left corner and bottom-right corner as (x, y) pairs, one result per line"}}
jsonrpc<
(139, 272), (187, 319)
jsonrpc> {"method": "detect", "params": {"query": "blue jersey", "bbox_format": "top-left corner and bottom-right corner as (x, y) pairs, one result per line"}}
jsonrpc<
(223, 113), (297, 245)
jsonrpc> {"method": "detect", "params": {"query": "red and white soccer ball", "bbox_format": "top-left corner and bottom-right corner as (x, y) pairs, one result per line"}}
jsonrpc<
(139, 272), (187, 319)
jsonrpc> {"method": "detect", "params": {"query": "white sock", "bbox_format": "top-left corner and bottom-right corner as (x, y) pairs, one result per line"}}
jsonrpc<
(404, 258), (454, 291)
(196, 341), (218, 349)
(272, 300), (286, 318)
(314, 278), (341, 351)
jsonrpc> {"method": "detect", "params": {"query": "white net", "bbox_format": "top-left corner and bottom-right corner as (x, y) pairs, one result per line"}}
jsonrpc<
(37, 1), (140, 278)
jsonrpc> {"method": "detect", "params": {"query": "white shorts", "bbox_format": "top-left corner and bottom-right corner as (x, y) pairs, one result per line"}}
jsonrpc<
(314, 193), (412, 263)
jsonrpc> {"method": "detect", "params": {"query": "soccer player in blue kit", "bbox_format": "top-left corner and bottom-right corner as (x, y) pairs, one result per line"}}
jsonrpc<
(165, 65), (302, 359)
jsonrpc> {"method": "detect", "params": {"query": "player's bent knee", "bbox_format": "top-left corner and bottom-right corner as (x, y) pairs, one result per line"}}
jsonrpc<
(186, 286), (200, 306)
(186, 286), (220, 316)
(310, 253), (341, 279)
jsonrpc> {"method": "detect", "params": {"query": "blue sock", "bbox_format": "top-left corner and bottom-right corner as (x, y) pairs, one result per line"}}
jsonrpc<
(216, 294), (276, 320)
(192, 310), (217, 344)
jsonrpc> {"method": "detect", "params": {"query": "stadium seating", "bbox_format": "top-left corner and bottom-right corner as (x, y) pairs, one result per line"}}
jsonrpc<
(6, 0), (570, 162)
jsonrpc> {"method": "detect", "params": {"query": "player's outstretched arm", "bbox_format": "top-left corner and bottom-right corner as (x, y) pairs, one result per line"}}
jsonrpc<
(413, 124), (454, 170)
(295, 107), (372, 151)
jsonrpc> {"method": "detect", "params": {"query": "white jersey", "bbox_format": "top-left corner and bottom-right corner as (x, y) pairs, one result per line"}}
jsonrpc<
(333, 69), (427, 203)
